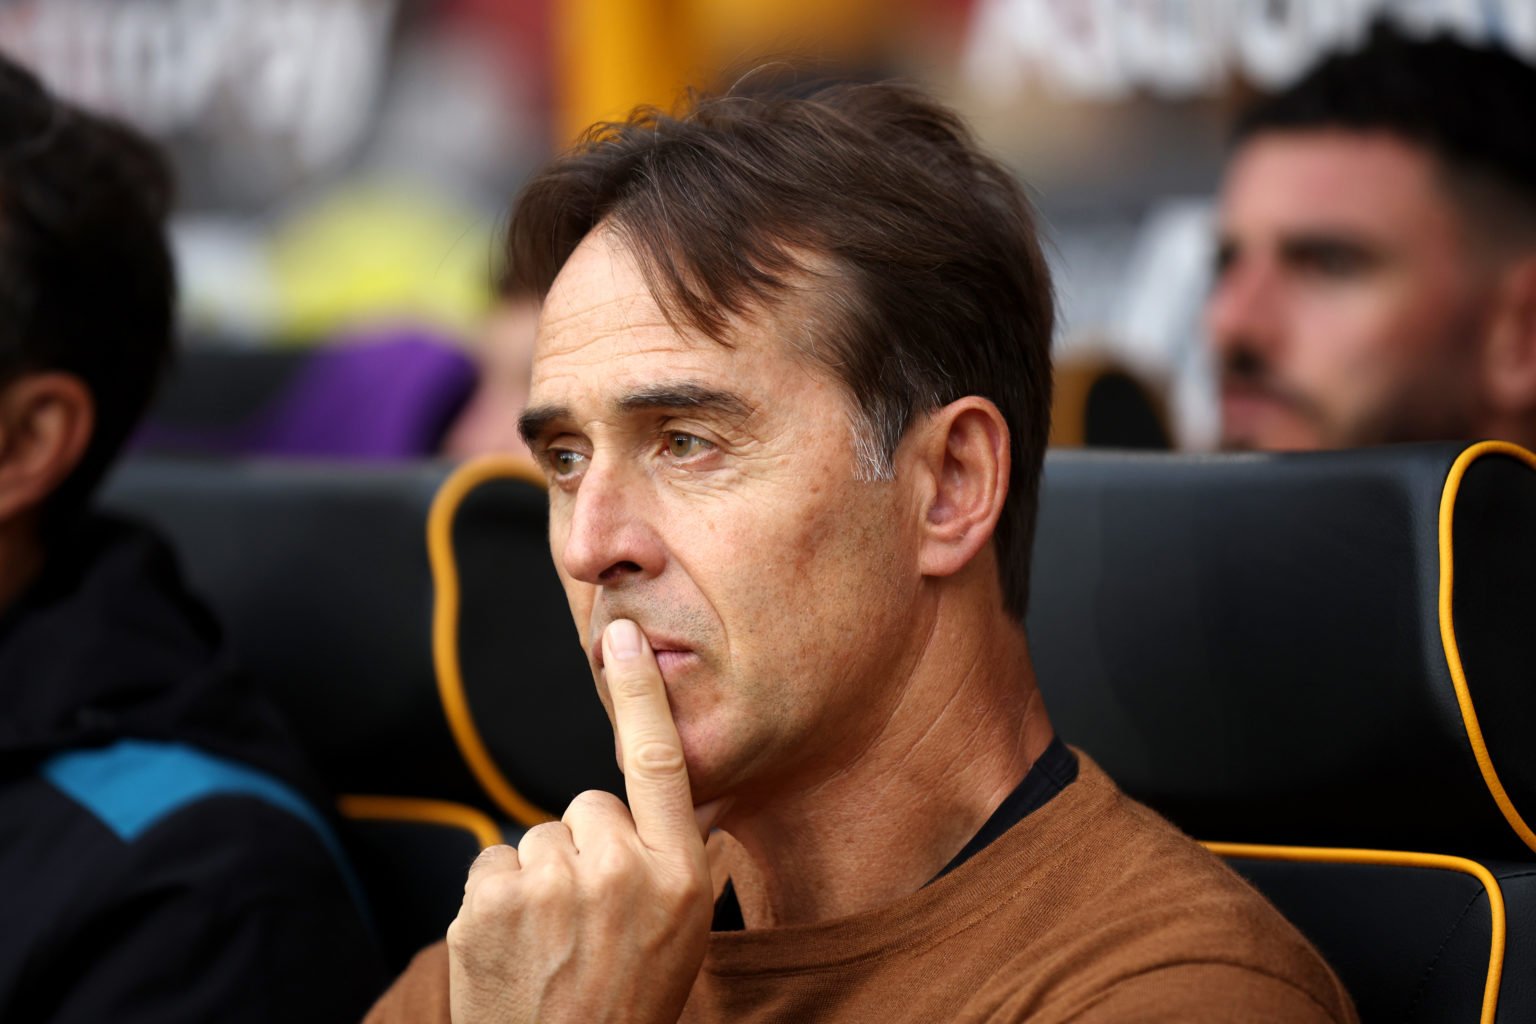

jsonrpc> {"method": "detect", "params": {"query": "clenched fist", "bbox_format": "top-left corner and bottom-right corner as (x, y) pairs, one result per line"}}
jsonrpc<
(447, 619), (726, 1024)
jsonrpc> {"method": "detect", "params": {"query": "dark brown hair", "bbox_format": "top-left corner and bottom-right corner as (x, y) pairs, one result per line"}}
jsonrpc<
(0, 55), (174, 521)
(507, 78), (1054, 620)
(1234, 24), (1536, 244)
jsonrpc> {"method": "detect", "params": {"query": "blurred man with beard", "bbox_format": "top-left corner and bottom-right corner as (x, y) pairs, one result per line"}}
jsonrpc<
(1207, 26), (1536, 451)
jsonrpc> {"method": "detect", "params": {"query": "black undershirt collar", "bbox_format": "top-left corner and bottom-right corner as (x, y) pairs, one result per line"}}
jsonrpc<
(711, 735), (1078, 931)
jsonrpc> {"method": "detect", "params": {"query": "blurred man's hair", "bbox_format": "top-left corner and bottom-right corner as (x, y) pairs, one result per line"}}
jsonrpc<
(508, 79), (1055, 621)
(0, 55), (176, 520)
(1234, 24), (1536, 243)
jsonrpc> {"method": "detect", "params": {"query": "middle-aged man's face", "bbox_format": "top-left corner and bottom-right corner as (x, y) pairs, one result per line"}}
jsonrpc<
(525, 228), (927, 805)
(1207, 129), (1501, 450)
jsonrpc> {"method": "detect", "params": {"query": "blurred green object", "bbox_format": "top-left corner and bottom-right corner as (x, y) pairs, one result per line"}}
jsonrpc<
(269, 180), (495, 342)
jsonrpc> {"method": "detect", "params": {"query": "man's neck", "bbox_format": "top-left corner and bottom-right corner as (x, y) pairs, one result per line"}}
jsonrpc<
(0, 516), (46, 619)
(717, 593), (1054, 929)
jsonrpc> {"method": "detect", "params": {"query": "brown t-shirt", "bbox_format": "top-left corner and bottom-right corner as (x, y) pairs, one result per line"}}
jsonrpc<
(365, 754), (1357, 1022)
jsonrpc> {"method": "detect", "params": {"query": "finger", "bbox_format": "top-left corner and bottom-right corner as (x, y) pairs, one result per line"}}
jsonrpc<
(465, 843), (519, 887)
(462, 844), (519, 914)
(705, 832), (731, 901)
(603, 618), (700, 858)
(517, 820), (577, 864)
(561, 788), (636, 853)
(693, 797), (731, 840)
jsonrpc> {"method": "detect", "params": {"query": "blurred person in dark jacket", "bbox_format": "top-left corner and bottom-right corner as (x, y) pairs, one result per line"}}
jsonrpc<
(1208, 25), (1536, 451)
(0, 55), (385, 1021)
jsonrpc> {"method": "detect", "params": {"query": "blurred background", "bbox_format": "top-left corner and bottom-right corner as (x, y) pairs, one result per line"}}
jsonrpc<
(7, 0), (1534, 454)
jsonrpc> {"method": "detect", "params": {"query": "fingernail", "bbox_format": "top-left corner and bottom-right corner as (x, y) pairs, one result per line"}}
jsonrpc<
(608, 619), (642, 659)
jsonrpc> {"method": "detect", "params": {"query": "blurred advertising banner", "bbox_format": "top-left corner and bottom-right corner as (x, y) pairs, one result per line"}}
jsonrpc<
(965, 0), (1536, 100)
(2, 0), (1527, 448)
(0, 0), (401, 208)
(0, 0), (552, 340)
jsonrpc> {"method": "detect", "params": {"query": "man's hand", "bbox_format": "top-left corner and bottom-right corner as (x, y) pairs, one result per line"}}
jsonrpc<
(447, 619), (725, 1024)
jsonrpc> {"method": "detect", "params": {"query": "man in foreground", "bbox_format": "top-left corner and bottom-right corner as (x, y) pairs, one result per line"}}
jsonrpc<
(1208, 26), (1536, 451)
(371, 81), (1355, 1021)
(0, 56), (384, 1019)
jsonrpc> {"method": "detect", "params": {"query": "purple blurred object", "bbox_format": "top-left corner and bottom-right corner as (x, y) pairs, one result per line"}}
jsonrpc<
(137, 328), (477, 459)
(245, 329), (476, 458)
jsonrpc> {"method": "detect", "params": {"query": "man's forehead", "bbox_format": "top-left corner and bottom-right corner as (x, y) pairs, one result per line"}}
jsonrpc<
(532, 228), (838, 387)
(1221, 129), (1452, 232)
(536, 230), (673, 347)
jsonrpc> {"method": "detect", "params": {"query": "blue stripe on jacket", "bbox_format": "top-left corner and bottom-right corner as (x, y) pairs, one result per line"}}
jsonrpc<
(41, 738), (369, 921)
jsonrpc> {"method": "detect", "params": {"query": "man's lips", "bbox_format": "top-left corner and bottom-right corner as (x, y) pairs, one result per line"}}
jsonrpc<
(651, 649), (699, 679)
(1219, 379), (1312, 422)
(590, 630), (696, 673)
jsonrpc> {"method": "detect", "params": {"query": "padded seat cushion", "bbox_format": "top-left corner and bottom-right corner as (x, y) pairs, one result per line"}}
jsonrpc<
(1223, 854), (1536, 1024)
(1028, 443), (1536, 860)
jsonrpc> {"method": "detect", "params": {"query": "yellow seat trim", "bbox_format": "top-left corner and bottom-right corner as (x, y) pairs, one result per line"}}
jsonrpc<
(1204, 841), (1505, 1024)
(338, 794), (504, 850)
(428, 455), (557, 827)
(1439, 441), (1536, 855)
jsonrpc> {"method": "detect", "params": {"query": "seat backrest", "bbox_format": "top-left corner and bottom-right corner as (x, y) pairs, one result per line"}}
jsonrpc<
(1049, 358), (1169, 450)
(100, 457), (620, 968)
(1027, 441), (1536, 1023)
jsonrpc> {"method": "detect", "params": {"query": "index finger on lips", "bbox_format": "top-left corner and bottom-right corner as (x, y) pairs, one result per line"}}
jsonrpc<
(603, 618), (700, 858)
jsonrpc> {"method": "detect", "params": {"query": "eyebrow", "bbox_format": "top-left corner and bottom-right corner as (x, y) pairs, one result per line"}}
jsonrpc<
(1213, 230), (1384, 273)
(518, 403), (571, 450)
(617, 381), (754, 420)
(517, 380), (755, 449)
(1276, 233), (1383, 264)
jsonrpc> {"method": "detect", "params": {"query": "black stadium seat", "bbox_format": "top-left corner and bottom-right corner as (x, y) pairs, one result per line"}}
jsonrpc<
(99, 441), (1536, 1015)
(100, 457), (621, 970)
(1028, 441), (1536, 1023)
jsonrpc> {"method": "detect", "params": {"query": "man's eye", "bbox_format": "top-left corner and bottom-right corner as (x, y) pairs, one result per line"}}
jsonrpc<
(1287, 242), (1376, 279)
(666, 433), (713, 459)
(1307, 250), (1365, 276)
(550, 449), (588, 475)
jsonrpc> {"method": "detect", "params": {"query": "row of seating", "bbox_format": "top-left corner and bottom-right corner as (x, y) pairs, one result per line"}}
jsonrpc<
(136, 344), (1172, 462)
(101, 456), (621, 969)
(101, 442), (1536, 1021)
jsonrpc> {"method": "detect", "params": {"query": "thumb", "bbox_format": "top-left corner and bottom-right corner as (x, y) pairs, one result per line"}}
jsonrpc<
(693, 797), (731, 840)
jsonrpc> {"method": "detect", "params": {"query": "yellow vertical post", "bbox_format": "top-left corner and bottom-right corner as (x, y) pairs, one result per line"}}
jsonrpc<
(553, 0), (694, 148)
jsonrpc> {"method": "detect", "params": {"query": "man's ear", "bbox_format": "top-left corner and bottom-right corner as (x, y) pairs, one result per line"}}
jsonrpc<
(0, 372), (95, 521)
(1482, 258), (1536, 420)
(913, 396), (1010, 580)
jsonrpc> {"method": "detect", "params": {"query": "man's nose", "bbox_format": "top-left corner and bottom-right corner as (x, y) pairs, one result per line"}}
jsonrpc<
(559, 459), (663, 587)
(1206, 255), (1283, 360)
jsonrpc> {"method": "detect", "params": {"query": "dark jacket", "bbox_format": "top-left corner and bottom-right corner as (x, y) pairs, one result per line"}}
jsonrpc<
(0, 515), (386, 1022)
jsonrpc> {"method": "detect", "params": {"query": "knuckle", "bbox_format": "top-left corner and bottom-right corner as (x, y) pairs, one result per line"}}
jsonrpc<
(466, 843), (513, 879)
(656, 871), (709, 917)
(607, 667), (658, 702)
(518, 821), (570, 853)
(473, 872), (524, 912)
(522, 861), (576, 907)
(629, 738), (687, 777)
(589, 841), (640, 884)
(562, 788), (623, 822)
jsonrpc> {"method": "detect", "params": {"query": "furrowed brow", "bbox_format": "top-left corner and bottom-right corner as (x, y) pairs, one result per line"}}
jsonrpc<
(616, 381), (754, 422)
(518, 403), (572, 449)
